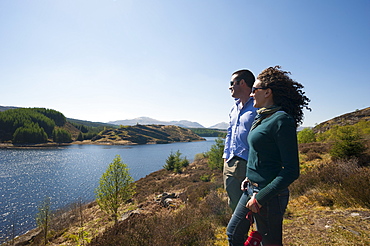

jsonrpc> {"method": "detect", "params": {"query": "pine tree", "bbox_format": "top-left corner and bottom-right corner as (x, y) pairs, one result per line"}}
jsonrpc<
(76, 131), (84, 141)
(163, 150), (189, 173)
(330, 125), (366, 160)
(206, 137), (225, 170)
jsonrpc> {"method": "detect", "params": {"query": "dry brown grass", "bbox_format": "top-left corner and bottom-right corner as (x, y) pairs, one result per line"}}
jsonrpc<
(15, 151), (370, 246)
(299, 142), (330, 154)
(285, 150), (370, 245)
(284, 196), (370, 245)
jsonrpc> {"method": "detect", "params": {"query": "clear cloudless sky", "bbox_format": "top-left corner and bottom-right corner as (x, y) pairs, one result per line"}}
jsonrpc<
(0, 0), (369, 127)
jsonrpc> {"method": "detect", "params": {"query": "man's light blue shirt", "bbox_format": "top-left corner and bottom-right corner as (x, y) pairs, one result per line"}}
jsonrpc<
(223, 97), (257, 162)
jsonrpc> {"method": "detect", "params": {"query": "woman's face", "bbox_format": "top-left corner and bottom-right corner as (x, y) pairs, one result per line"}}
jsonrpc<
(250, 80), (271, 108)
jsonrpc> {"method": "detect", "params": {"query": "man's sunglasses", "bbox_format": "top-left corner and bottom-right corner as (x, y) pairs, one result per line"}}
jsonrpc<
(230, 78), (242, 86)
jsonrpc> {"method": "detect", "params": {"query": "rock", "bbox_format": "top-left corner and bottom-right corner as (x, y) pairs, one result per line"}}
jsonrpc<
(12, 228), (42, 246)
(156, 192), (178, 208)
(163, 198), (174, 208)
(347, 228), (361, 236)
(120, 209), (141, 221)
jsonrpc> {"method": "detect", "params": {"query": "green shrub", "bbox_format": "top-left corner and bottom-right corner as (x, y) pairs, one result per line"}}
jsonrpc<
(355, 120), (370, 135)
(194, 153), (205, 161)
(206, 137), (224, 170)
(297, 128), (316, 144)
(329, 125), (366, 160)
(163, 150), (189, 173)
(200, 174), (211, 182)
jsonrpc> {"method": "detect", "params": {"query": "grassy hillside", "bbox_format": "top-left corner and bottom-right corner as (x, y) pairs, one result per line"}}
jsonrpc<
(89, 124), (205, 145)
(313, 106), (370, 133)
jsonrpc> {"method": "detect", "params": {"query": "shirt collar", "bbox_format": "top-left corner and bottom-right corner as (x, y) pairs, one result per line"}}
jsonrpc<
(235, 97), (254, 107)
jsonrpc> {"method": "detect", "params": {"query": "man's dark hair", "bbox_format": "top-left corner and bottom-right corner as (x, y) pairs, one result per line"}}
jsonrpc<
(232, 69), (255, 88)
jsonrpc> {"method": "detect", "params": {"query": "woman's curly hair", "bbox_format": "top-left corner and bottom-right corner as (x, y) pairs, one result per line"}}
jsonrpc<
(257, 66), (311, 126)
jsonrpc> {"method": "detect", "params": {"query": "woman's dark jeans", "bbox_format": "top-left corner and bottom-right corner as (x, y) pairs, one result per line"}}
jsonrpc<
(226, 189), (289, 246)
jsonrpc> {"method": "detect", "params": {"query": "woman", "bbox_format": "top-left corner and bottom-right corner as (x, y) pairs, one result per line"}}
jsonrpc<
(226, 66), (311, 246)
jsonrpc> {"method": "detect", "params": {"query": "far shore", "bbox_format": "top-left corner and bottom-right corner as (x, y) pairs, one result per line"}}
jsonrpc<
(0, 138), (206, 149)
(0, 142), (72, 149)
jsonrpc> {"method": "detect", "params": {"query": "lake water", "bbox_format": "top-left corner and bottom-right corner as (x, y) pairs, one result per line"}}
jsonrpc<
(0, 138), (217, 242)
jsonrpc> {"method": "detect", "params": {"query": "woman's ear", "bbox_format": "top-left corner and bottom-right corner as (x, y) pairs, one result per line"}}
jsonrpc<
(264, 88), (272, 98)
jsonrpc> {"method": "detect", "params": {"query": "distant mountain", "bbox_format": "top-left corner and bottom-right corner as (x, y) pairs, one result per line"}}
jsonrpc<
(313, 106), (370, 133)
(0, 106), (19, 112)
(297, 126), (311, 132)
(209, 122), (228, 130)
(108, 117), (205, 128)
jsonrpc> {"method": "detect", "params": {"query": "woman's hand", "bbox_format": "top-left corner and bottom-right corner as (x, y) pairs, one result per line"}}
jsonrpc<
(241, 177), (249, 191)
(246, 193), (262, 213)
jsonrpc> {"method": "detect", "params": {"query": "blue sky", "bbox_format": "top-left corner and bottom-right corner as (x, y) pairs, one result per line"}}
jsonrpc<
(1, 0), (369, 127)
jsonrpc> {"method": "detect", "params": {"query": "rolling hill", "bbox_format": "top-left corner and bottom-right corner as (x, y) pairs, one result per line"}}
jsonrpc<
(313, 106), (370, 133)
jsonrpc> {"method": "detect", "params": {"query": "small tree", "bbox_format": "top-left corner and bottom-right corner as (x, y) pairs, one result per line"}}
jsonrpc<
(297, 128), (316, 144)
(95, 155), (135, 224)
(36, 197), (51, 246)
(163, 151), (177, 171)
(206, 137), (225, 170)
(330, 125), (366, 160)
(76, 131), (84, 141)
(163, 150), (189, 173)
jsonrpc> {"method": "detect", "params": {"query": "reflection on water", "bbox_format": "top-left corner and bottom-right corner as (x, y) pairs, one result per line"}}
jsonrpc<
(0, 138), (217, 241)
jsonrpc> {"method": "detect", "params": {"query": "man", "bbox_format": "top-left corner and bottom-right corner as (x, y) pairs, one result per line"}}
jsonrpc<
(223, 69), (257, 211)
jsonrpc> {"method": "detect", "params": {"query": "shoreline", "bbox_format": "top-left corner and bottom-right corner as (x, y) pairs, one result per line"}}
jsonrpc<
(7, 200), (98, 246)
(0, 138), (207, 150)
